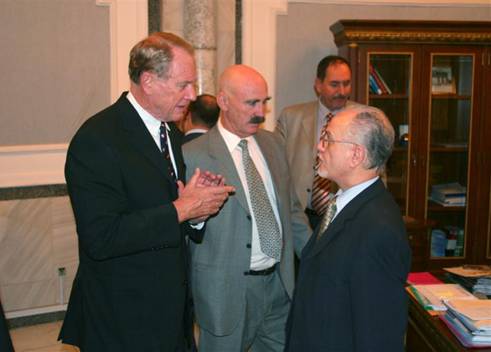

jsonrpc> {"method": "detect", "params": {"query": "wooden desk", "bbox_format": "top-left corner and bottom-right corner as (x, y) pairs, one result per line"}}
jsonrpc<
(406, 292), (491, 351)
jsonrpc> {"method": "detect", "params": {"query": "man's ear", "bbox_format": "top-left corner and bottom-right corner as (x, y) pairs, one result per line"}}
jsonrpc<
(314, 78), (322, 95)
(350, 144), (366, 168)
(216, 91), (229, 111)
(139, 71), (154, 94)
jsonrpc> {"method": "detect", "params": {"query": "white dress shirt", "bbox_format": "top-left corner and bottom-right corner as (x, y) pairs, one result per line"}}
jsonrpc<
(218, 120), (282, 270)
(185, 128), (208, 136)
(331, 176), (379, 221)
(126, 92), (178, 178)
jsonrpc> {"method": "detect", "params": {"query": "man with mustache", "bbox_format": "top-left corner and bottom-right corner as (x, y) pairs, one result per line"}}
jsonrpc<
(275, 55), (361, 229)
(183, 65), (310, 351)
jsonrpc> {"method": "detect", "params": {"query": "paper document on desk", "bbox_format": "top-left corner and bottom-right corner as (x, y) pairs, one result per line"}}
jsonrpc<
(411, 284), (476, 311)
(444, 265), (491, 278)
(445, 299), (491, 322)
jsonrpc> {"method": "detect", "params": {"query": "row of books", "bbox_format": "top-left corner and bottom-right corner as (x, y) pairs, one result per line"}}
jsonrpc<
(368, 64), (392, 95)
(431, 226), (464, 257)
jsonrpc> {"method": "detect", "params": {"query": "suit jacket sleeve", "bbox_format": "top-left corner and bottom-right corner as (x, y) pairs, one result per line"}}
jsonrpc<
(349, 218), (410, 351)
(274, 108), (288, 145)
(66, 128), (187, 261)
(270, 131), (311, 256)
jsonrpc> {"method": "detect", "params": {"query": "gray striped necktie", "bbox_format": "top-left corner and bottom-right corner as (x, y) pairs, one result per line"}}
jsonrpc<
(317, 196), (337, 239)
(239, 139), (281, 260)
(311, 113), (334, 215)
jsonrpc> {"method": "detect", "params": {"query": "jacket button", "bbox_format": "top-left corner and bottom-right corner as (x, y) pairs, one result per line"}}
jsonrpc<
(246, 215), (252, 221)
(307, 188), (311, 192)
(246, 244), (251, 248)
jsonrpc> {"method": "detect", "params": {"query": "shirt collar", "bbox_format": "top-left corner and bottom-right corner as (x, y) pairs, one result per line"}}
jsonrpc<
(127, 91), (166, 132)
(318, 98), (346, 117)
(335, 176), (379, 212)
(217, 118), (254, 153)
(185, 128), (207, 136)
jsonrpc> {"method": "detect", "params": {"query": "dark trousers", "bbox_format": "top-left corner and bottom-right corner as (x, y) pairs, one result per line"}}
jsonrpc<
(0, 301), (14, 352)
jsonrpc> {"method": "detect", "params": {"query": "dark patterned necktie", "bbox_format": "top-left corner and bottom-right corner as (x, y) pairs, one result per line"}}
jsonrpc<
(239, 139), (281, 260)
(317, 196), (337, 239)
(160, 122), (177, 183)
(311, 113), (334, 215)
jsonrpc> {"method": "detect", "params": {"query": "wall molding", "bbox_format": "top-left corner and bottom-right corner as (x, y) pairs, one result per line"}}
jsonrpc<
(96, 0), (148, 102)
(288, 0), (491, 6)
(0, 144), (68, 188)
(242, 0), (288, 131)
(0, 0), (148, 189)
(5, 304), (67, 320)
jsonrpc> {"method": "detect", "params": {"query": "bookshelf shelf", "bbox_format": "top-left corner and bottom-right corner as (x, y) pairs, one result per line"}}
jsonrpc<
(331, 20), (491, 271)
(430, 146), (468, 153)
(432, 94), (472, 100)
(427, 201), (467, 212)
(369, 94), (408, 100)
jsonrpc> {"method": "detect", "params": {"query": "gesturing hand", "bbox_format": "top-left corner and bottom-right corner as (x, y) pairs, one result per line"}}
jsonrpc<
(173, 168), (235, 223)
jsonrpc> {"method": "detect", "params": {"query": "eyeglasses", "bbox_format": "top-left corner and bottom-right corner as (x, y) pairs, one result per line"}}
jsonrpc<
(320, 131), (358, 148)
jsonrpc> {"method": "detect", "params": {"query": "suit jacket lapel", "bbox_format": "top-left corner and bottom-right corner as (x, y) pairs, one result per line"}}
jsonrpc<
(207, 127), (249, 213)
(255, 131), (282, 212)
(301, 102), (319, 162)
(118, 94), (178, 196)
(303, 179), (386, 259)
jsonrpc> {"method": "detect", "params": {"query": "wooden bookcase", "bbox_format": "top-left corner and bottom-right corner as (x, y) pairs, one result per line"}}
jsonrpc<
(330, 20), (491, 270)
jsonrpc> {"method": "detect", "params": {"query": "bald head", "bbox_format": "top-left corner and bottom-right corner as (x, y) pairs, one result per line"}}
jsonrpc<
(217, 65), (270, 138)
(219, 65), (267, 96)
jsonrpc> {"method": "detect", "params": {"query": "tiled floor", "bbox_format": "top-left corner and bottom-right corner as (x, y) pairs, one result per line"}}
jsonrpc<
(10, 321), (79, 352)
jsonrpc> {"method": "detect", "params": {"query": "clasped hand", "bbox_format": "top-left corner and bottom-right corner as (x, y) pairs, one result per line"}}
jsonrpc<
(173, 168), (235, 223)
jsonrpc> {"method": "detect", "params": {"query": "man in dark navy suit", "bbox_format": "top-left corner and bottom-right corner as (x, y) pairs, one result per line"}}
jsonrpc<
(286, 106), (411, 352)
(182, 94), (219, 143)
(59, 32), (234, 352)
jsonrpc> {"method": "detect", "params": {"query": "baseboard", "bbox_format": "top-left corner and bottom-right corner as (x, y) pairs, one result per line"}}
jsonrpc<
(6, 305), (67, 329)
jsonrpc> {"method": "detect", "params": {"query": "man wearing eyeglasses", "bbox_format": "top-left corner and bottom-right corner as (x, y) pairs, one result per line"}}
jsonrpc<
(285, 106), (411, 352)
(275, 55), (362, 229)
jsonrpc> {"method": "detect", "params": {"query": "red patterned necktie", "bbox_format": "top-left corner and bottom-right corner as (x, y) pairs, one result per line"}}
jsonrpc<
(311, 113), (334, 215)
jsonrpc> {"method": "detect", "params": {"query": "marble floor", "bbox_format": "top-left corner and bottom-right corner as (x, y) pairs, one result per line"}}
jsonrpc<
(10, 321), (79, 352)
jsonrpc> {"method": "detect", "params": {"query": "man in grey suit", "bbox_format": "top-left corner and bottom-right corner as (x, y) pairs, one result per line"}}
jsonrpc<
(275, 55), (361, 228)
(183, 65), (310, 351)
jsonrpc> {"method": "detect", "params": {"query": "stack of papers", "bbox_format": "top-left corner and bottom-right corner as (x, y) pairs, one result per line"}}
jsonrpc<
(410, 284), (476, 311)
(430, 182), (466, 207)
(445, 266), (491, 297)
(441, 299), (491, 347)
